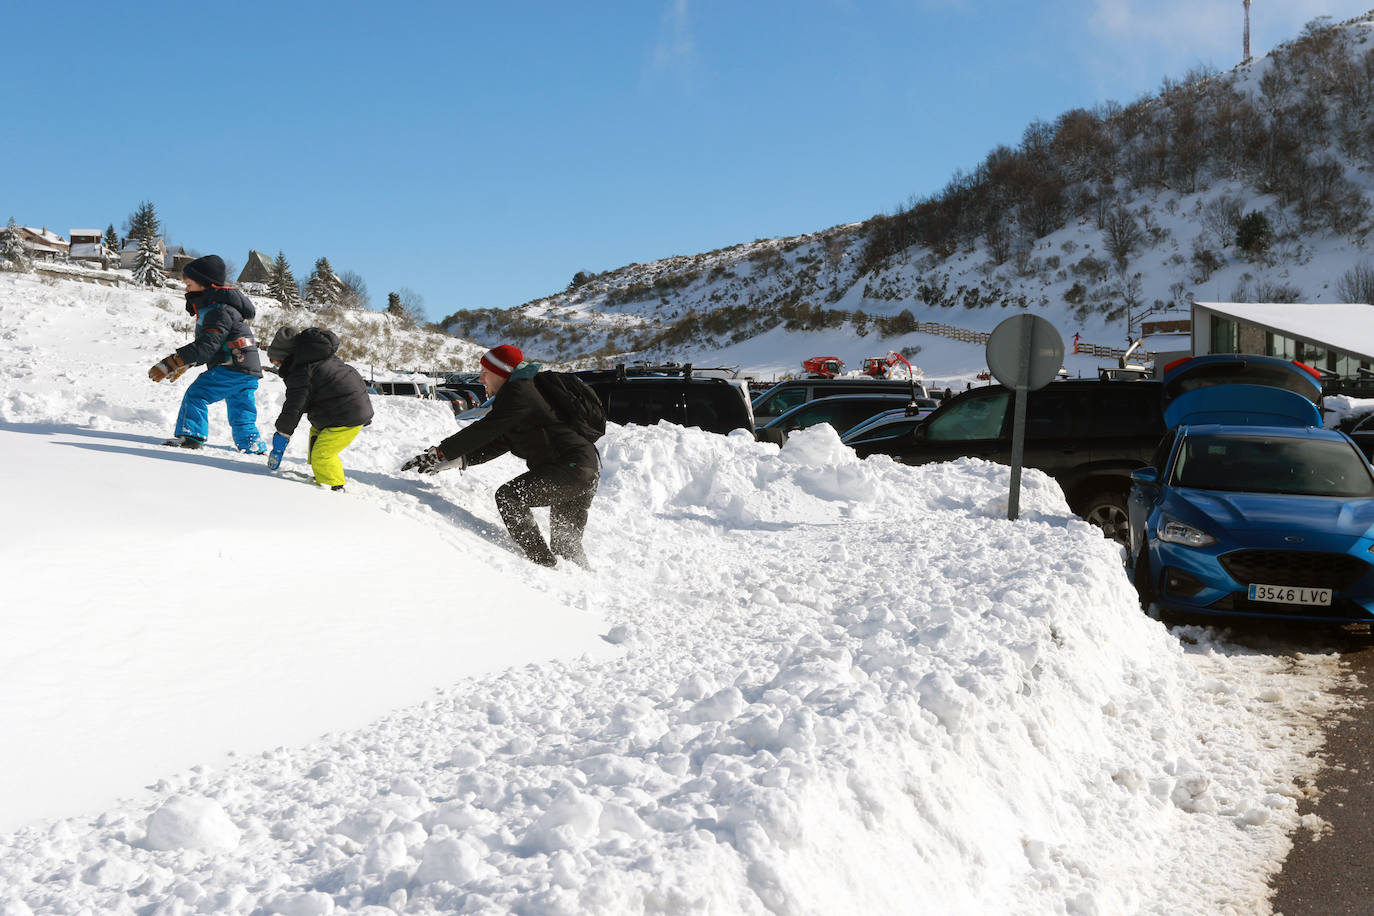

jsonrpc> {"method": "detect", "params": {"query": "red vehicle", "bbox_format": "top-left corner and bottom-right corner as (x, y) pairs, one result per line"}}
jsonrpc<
(861, 351), (914, 379)
(802, 356), (844, 378)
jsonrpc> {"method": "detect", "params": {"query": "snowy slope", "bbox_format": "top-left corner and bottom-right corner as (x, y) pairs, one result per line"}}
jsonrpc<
(452, 12), (1374, 386)
(0, 273), (1352, 915)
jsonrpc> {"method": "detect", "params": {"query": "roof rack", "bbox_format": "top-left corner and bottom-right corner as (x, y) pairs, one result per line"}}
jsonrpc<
(608, 362), (741, 381)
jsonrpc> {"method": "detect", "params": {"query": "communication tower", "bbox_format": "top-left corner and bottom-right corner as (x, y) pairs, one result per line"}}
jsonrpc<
(1243, 0), (1252, 63)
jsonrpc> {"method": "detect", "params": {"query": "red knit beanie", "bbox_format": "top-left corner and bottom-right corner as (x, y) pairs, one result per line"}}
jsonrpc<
(480, 344), (523, 380)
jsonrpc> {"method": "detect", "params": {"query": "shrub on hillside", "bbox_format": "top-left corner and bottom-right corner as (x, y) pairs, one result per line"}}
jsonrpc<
(1235, 211), (1273, 257)
(1337, 262), (1374, 303)
(1191, 243), (1223, 282)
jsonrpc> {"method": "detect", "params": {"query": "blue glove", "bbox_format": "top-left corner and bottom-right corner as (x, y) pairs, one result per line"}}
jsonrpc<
(266, 433), (290, 470)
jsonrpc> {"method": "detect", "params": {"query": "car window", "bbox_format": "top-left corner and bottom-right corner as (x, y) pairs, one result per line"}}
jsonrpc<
(606, 386), (682, 427)
(684, 389), (739, 432)
(1090, 385), (1166, 438)
(756, 388), (807, 416)
(847, 418), (921, 444)
(924, 391), (1010, 441)
(1024, 387), (1094, 439)
(1172, 435), (1374, 497)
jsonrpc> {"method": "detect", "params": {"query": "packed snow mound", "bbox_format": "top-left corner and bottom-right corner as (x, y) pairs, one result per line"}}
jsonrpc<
(0, 273), (1349, 915)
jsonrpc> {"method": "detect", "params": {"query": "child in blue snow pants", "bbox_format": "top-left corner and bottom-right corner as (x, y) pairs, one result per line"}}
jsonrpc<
(175, 366), (263, 450)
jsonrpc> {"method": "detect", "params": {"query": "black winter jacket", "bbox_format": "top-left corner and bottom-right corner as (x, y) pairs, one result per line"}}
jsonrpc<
(438, 364), (598, 476)
(273, 327), (374, 435)
(176, 287), (263, 377)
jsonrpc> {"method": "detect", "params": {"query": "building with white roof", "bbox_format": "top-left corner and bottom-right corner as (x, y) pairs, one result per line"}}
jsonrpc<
(1191, 301), (1374, 383)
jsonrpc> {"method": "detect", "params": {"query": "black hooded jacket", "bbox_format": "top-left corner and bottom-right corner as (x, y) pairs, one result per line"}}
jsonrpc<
(176, 286), (263, 377)
(437, 364), (598, 476)
(273, 327), (374, 435)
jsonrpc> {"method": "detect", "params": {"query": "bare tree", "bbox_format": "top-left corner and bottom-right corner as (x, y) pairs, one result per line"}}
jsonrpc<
(1199, 193), (1244, 249)
(1102, 207), (1144, 269)
(1337, 262), (1374, 303)
(394, 286), (427, 327)
(336, 270), (370, 310)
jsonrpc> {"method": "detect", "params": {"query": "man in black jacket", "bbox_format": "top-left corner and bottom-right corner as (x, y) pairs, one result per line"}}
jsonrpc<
(403, 345), (598, 568)
(264, 326), (374, 490)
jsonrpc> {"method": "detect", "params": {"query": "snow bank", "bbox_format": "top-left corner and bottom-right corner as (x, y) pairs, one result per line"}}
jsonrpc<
(0, 274), (1348, 915)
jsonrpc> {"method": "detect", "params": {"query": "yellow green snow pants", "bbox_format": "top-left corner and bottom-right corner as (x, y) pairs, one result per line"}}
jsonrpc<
(308, 425), (363, 487)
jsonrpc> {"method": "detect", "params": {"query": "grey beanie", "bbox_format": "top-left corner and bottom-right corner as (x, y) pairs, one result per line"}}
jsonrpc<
(267, 326), (299, 361)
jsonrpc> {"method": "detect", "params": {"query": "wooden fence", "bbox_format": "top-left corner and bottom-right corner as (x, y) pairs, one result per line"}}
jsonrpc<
(34, 264), (127, 288)
(912, 321), (1154, 362)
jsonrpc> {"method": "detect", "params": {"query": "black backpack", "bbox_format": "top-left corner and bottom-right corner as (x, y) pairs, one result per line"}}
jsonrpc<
(534, 371), (607, 443)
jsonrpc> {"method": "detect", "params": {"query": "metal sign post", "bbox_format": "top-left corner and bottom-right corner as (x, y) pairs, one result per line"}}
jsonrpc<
(985, 315), (1065, 521)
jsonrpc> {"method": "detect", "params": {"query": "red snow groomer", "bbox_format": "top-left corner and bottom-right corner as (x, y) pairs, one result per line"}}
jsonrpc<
(802, 356), (844, 378)
(861, 351), (914, 379)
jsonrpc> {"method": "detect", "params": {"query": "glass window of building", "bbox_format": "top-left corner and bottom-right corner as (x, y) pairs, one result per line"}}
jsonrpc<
(1210, 315), (1237, 353)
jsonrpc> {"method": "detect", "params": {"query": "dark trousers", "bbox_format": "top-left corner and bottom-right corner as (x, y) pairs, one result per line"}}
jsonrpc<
(495, 463), (598, 567)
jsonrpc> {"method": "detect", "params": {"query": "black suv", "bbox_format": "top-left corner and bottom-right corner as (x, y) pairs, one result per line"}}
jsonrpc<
(575, 364), (754, 435)
(752, 377), (928, 426)
(855, 379), (1166, 541)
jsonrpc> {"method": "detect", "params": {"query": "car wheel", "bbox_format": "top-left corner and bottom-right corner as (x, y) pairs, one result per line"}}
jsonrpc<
(1082, 489), (1130, 544)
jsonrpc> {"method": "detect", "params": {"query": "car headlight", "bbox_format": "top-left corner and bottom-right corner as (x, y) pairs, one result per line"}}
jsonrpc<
(1157, 515), (1217, 548)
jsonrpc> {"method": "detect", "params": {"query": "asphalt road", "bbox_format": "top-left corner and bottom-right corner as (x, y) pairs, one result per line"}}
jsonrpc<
(1269, 633), (1374, 916)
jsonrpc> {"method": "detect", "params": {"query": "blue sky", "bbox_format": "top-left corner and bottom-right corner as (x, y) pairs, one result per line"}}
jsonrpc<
(4, 1), (1368, 322)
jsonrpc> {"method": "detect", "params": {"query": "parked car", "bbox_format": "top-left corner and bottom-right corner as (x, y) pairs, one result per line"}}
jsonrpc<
(1125, 363), (1374, 624)
(577, 365), (753, 434)
(368, 380), (435, 398)
(755, 393), (927, 446)
(1342, 412), (1374, 462)
(840, 400), (939, 449)
(854, 377), (1167, 540)
(752, 377), (928, 426)
(435, 387), (481, 418)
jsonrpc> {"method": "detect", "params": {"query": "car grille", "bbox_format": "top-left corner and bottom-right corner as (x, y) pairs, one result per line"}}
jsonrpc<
(1219, 550), (1371, 590)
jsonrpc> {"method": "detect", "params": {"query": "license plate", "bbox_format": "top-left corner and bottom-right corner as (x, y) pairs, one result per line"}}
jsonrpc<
(1247, 583), (1333, 606)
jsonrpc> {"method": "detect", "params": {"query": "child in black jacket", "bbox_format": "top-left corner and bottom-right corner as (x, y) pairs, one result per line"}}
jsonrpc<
(264, 326), (373, 490)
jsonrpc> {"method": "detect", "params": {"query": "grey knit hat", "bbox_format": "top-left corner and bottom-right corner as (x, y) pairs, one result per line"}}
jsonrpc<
(267, 326), (299, 362)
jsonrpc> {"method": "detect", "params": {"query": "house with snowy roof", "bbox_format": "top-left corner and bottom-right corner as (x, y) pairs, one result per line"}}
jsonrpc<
(17, 227), (68, 262)
(118, 238), (194, 274)
(67, 229), (113, 268)
(237, 249), (274, 284)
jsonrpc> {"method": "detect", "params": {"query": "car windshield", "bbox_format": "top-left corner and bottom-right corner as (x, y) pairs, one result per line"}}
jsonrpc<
(844, 418), (921, 444)
(1171, 434), (1374, 497)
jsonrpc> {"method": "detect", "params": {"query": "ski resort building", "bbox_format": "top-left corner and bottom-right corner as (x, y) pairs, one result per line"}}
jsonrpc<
(1191, 301), (1374, 392)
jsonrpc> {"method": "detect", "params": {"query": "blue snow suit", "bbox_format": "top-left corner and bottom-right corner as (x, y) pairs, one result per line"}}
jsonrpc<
(172, 287), (266, 450)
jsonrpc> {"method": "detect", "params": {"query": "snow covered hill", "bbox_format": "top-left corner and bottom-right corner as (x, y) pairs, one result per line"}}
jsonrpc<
(446, 12), (1374, 383)
(0, 273), (1351, 914)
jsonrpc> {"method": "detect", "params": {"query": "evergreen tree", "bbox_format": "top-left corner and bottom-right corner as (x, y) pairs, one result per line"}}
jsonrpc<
(127, 201), (160, 244)
(305, 256), (342, 305)
(388, 287), (424, 327)
(1236, 211), (1273, 256)
(0, 218), (31, 272)
(132, 233), (166, 287)
(103, 225), (119, 251)
(269, 251), (302, 307)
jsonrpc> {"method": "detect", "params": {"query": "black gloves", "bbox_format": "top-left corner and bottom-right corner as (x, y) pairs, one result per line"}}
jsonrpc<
(402, 446), (444, 473)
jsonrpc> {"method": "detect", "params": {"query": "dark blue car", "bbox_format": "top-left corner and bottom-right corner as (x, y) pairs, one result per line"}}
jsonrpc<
(1126, 355), (1374, 623)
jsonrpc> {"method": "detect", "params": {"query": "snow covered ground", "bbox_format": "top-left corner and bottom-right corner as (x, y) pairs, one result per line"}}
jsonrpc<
(0, 273), (1355, 914)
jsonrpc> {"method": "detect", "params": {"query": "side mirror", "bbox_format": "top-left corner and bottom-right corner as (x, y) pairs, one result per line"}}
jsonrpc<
(912, 423), (929, 442)
(1131, 467), (1159, 486)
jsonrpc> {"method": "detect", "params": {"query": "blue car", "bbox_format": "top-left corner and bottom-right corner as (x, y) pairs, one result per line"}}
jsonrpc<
(1127, 355), (1374, 624)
